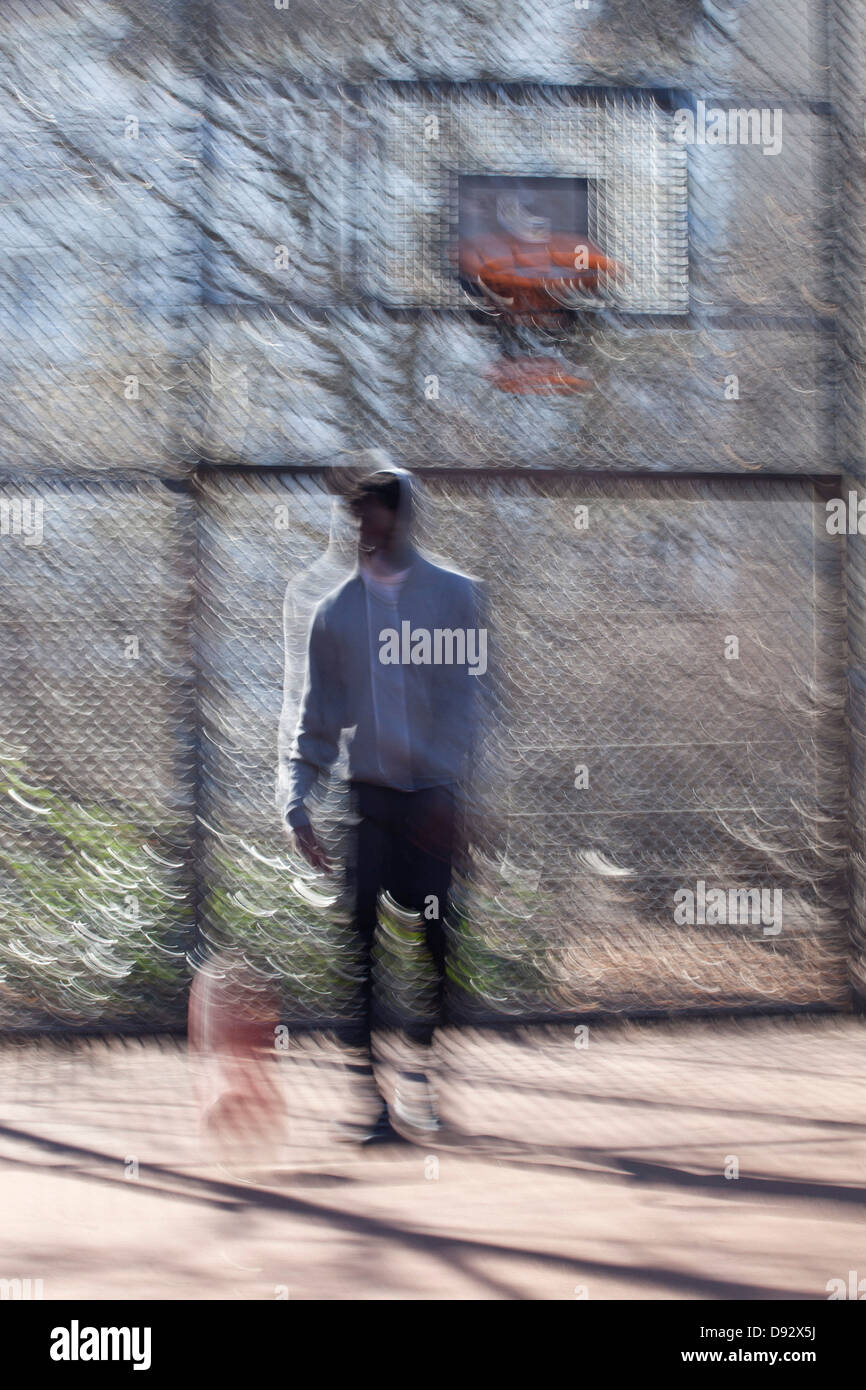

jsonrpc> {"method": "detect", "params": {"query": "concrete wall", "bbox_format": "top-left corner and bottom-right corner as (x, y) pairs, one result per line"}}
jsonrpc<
(0, 0), (855, 1027)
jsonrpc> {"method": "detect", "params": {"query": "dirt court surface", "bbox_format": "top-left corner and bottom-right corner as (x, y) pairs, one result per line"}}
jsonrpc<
(1, 1015), (865, 1301)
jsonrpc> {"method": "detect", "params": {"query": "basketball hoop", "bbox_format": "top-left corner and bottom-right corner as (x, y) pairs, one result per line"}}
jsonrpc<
(458, 231), (624, 395)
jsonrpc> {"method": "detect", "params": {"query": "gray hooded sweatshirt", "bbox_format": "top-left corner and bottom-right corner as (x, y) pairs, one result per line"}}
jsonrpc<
(285, 477), (485, 828)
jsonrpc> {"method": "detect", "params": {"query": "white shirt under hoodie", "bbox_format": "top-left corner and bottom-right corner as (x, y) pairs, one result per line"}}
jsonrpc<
(359, 559), (414, 790)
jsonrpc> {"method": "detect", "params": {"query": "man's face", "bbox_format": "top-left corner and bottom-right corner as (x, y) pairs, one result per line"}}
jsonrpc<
(357, 498), (398, 557)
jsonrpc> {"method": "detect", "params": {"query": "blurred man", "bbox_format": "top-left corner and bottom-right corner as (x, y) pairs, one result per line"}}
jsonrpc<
(284, 467), (485, 1140)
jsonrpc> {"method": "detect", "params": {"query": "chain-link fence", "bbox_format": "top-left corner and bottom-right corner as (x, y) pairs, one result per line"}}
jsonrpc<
(0, 0), (860, 1029)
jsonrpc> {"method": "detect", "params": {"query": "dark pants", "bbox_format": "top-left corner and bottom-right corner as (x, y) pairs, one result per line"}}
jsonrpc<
(348, 781), (455, 1048)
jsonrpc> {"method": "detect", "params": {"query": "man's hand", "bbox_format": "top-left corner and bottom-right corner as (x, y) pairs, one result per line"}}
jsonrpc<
(286, 818), (333, 874)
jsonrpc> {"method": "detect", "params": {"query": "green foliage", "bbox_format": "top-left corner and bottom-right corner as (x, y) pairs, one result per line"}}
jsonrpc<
(0, 746), (191, 1027)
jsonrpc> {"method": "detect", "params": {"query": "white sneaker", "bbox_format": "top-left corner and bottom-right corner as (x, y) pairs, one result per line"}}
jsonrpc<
(391, 1070), (441, 1136)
